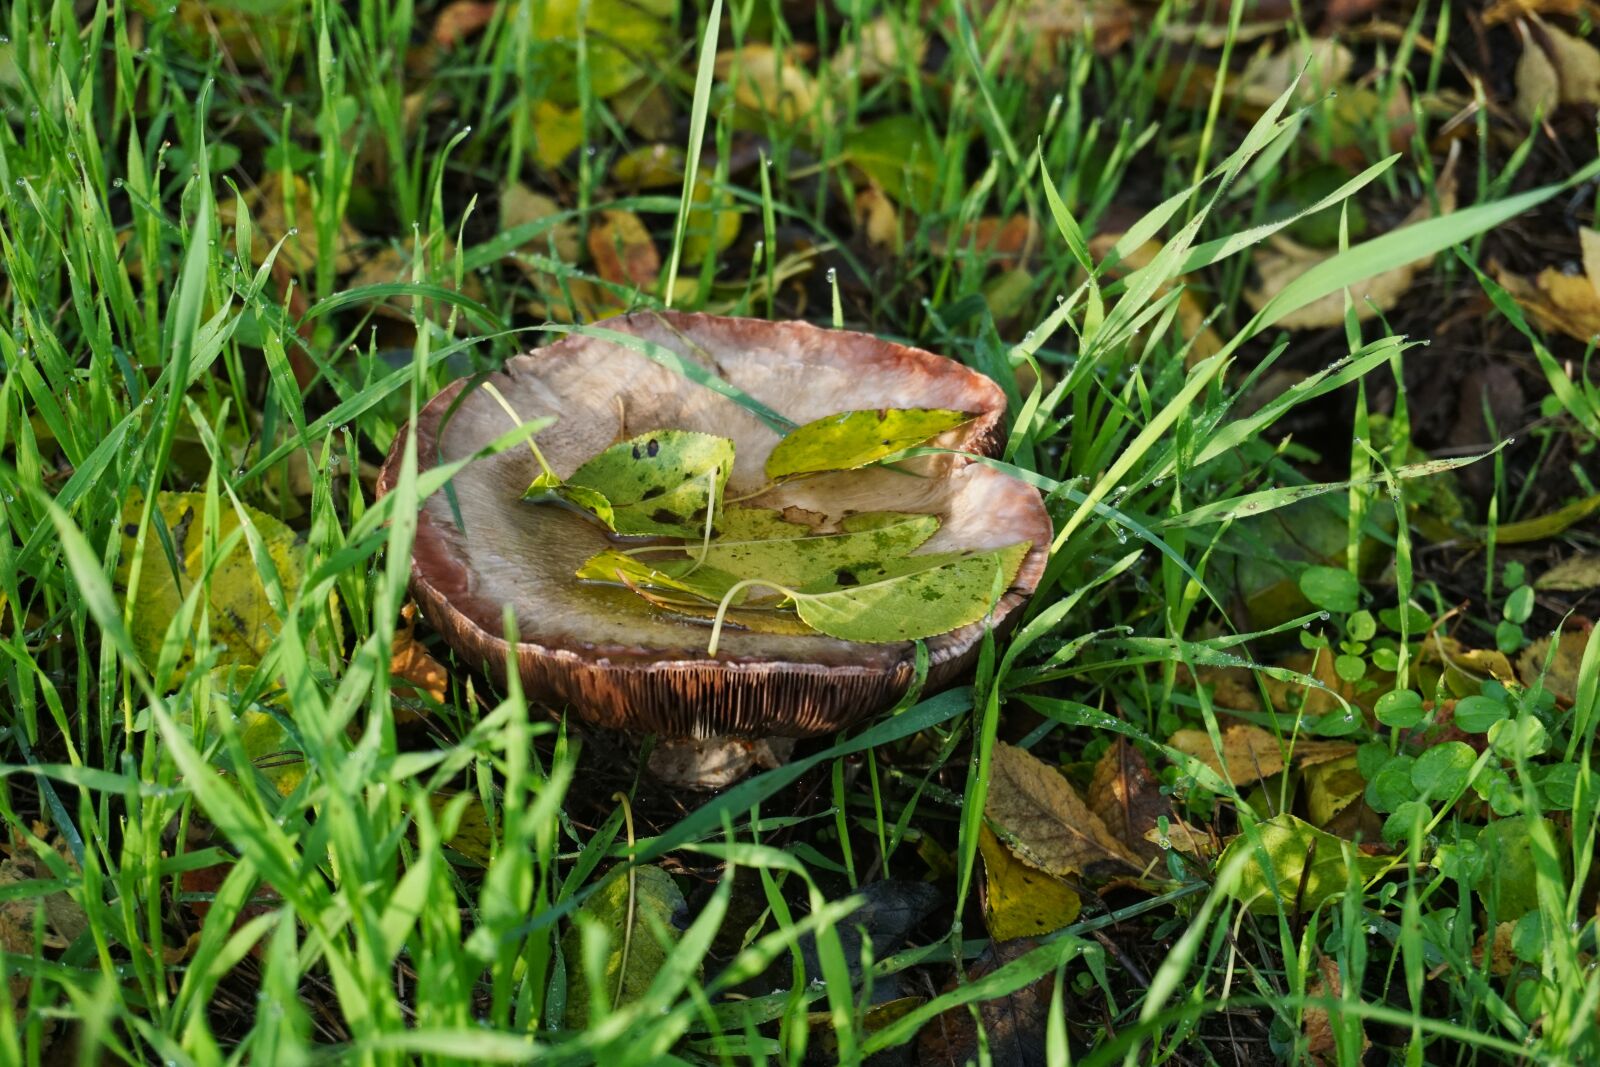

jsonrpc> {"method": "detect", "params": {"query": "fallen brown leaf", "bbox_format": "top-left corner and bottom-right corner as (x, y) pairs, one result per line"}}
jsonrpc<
(220, 173), (364, 276)
(1514, 17), (1600, 124)
(715, 45), (823, 125)
(1087, 738), (1172, 863)
(1303, 954), (1370, 1065)
(916, 938), (1054, 1066)
(391, 603), (448, 706)
(1493, 228), (1600, 342)
(1517, 621), (1594, 704)
(432, 0), (496, 49)
(1236, 39), (1354, 111)
(985, 742), (1141, 878)
(1167, 724), (1356, 789)
(1010, 0), (1134, 58)
(587, 210), (660, 289)
(1143, 816), (1217, 858)
(1472, 922), (1521, 976)
(830, 18), (927, 81)
(854, 185), (902, 247)
(500, 182), (582, 273)
(1537, 553), (1600, 591)
(936, 215), (1038, 270)
(1486, 0), (1596, 25)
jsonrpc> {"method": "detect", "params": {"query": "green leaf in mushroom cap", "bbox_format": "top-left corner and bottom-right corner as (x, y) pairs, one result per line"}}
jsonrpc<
(634, 510), (942, 591)
(524, 430), (735, 537)
(578, 509), (941, 610)
(778, 540), (1031, 644)
(764, 408), (976, 480)
(576, 549), (747, 602)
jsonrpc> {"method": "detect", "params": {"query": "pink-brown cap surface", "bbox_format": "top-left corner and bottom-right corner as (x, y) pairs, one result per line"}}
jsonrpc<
(378, 310), (1052, 737)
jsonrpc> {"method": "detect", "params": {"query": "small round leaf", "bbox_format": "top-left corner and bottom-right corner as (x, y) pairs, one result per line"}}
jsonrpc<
(1382, 800), (1433, 844)
(1411, 741), (1477, 798)
(1454, 694), (1507, 733)
(1299, 566), (1361, 614)
(1347, 610), (1377, 642)
(1489, 715), (1548, 759)
(1503, 585), (1534, 624)
(1375, 689), (1424, 729)
(1366, 756), (1419, 813)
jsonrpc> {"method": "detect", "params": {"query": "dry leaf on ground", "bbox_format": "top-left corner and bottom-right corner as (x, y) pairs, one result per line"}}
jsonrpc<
(1493, 228), (1600, 342)
(1, 830), (86, 952)
(500, 181), (582, 270)
(935, 215), (1039, 270)
(830, 17), (926, 80)
(1009, 0), (1134, 59)
(1245, 159), (1457, 330)
(345, 241), (486, 327)
(587, 210), (661, 289)
(1303, 954), (1371, 1065)
(1143, 816), (1217, 858)
(1486, 0), (1600, 24)
(985, 742), (1142, 877)
(391, 602), (448, 707)
(1, 829), (87, 1022)
(1168, 724), (1356, 789)
(1537, 553), (1600, 590)
(715, 45), (823, 125)
(978, 825), (1081, 940)
(1088, 738), (1173, 863)
(1236, 39), (1355, 110)
(854, 185), (902, 247)
(1472, 922), (1521, 976)
(1513, 17), (1600, 124)
(1517, 622), (1593, 703)
(432, 0), (496, 48)
(221, 173), (363, 275)
(916, 938), (1055, 1066)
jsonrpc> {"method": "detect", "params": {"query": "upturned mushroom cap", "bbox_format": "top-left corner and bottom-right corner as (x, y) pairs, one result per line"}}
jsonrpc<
(379, 311), (1051, 738)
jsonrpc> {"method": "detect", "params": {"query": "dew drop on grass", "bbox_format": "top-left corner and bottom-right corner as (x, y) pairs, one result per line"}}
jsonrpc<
(825, 267), (836, 282)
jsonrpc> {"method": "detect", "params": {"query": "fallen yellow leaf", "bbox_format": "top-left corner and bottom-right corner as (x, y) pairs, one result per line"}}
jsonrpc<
(978, 825), (1081, 941)
(1168, 724), (1356, 789)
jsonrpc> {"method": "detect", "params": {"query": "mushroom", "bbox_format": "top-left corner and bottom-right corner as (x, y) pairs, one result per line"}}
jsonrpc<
(378, 311), (1052, 786)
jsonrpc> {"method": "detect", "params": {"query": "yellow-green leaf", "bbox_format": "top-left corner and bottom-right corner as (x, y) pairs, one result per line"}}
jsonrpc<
(525, 430), (734, 538)
(787, 541), (1029, 644)
(562, 865), (688, 1028)
(764, 408), (975, 480)
(117, 492), (305, 681)
(1218, 814), (1389, 913)
(979, 825), (1081, 940)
